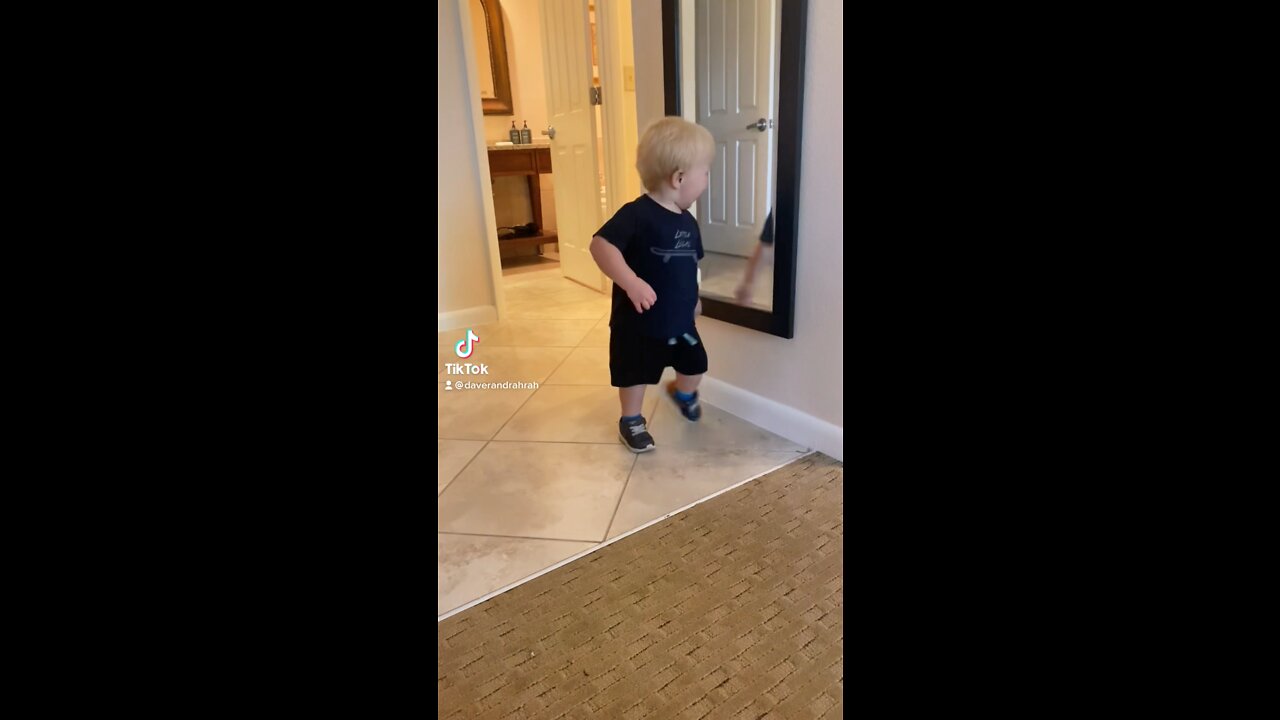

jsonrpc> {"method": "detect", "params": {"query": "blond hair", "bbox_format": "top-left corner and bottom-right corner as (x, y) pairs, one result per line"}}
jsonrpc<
(636, 117), (715, 191)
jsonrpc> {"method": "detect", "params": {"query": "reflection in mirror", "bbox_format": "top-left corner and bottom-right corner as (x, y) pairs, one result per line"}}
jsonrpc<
(472, 0), (514, 115)
(685, 0), (781, 312)
(665, 0), (804, 338)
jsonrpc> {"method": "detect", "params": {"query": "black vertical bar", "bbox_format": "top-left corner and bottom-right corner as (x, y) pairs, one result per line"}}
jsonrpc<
(662, 0), (680, 116)
(770, 0), (807, 339)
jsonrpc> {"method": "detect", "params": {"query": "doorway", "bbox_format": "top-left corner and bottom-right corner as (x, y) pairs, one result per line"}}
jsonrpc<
(464, 0), (638, 296)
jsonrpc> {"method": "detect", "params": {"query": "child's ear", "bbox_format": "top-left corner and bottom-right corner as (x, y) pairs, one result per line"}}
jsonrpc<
(669, 170), (683, 188)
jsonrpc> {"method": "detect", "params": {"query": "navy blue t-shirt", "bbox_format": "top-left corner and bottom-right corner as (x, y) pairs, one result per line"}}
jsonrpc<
(595, 194), (703, 339)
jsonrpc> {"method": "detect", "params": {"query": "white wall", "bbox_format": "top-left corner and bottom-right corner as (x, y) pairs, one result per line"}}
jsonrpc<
(440, 0), (504, 330)
(632, 0), (844, 459)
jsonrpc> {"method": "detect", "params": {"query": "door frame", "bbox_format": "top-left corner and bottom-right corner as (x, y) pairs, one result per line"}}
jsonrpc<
(595, 0), (641, 298)
(456, 0), (508, 320)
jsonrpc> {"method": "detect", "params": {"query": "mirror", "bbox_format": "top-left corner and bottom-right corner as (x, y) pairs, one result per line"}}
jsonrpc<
(471, 0), (513, 115)
(663, 0), (805, 339)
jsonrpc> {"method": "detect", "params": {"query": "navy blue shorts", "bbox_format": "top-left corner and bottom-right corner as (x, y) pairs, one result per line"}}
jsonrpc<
(609, 327), (708, 387)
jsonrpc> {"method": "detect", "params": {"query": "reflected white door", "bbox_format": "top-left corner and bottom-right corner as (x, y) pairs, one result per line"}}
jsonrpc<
(540, 0), (607, 293)
(695, 0), (776, 258)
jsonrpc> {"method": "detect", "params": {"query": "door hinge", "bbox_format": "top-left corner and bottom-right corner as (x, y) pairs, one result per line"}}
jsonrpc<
(590, 86), (602, 105)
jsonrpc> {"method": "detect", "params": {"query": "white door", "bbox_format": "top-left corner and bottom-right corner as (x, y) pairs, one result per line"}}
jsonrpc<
(540, 0), (607, 293)
(695, 0), (776, 258)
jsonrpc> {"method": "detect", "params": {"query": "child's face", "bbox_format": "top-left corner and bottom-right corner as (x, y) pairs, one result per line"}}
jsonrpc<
(675, 160), (712, 210)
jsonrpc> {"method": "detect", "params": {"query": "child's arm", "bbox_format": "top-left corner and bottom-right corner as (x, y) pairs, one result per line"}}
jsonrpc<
(590, 236), (657, 313)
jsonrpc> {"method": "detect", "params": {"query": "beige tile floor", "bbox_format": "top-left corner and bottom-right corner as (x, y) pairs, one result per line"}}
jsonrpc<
(438, 266), (809, 615)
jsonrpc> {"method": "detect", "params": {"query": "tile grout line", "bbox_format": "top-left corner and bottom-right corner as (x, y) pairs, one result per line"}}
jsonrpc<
(437, 449), (820, 622)
(599, 373), (671, 538)
(483, 342), (580, 441)
(437, 440), (489, 500)
(603, 449), (642, 542)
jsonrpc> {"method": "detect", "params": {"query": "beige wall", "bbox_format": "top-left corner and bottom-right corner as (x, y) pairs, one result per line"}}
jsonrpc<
(632, 0), (844, 452)
(631, 2), (666, 135)
(440, 0), (502, 327)
(616, 0), (642, 201)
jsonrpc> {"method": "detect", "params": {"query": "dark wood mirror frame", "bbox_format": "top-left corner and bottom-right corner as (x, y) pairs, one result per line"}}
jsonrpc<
(479, 0), (514, 115)
(662, 0), (806, 339)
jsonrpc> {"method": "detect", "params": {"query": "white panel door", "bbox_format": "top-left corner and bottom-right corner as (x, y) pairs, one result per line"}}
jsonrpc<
(695, 0), (776, 258)
(540, 0), (607, 293)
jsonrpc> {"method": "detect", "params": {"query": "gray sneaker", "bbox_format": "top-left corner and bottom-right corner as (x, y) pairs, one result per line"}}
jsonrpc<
(619, 416), (655, 453)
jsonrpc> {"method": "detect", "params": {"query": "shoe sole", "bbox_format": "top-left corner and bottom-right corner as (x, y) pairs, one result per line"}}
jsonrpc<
(618, 431), (655, 453)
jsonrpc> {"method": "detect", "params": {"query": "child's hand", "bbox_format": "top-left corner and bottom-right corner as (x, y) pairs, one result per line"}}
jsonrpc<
(626, 279), (657, 313)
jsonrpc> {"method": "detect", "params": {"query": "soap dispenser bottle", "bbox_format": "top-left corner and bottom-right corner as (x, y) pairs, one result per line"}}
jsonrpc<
(520, 120), (532, 145)
(509, 121), (521, 144)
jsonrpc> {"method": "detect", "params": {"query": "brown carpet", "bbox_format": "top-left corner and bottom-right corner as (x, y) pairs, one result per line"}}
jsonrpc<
(438, 452), (843, 719)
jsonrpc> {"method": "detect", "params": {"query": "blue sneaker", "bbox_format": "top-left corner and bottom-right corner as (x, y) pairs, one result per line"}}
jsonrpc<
(667, 381), (702, 421)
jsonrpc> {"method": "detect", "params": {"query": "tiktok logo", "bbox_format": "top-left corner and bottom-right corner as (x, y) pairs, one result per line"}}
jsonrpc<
(454, 329), (480, 358)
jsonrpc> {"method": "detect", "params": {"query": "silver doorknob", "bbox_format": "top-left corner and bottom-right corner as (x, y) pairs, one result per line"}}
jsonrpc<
(541, 126), (556, 139)
(746, 118), (774, 131)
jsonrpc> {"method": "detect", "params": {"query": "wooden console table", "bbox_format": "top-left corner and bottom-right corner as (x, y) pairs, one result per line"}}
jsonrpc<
(487, 145), (557, 255)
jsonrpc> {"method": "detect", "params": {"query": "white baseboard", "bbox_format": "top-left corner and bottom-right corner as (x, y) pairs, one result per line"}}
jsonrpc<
(700, 376), (843, 461)
(438, 306), (498, 333)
